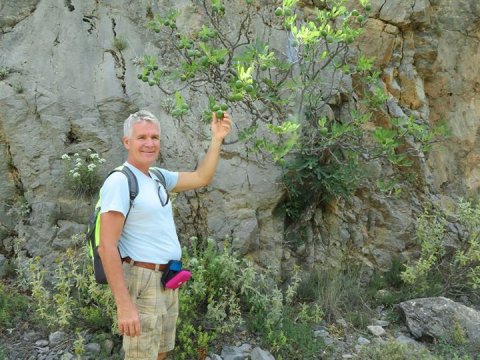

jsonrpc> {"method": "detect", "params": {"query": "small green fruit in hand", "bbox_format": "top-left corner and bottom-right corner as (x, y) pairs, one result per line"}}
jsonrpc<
(212, 104), (221, 111)
(283, 7), (292, 16)
(216, 110), (224, 119)
(275, 7), (283, 16)
(220, 103), (228, 111)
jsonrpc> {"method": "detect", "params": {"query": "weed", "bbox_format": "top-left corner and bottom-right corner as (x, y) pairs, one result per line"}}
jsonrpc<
(357, 340), (439, 359)
(0, 67), (8, 80)
(174, 236), (324, 359)
(14, 235), (116, 332)
(13, 82), (24, 94)
(0, 282), (31, 328)
(61, 150), (106, 197)
(113, 37), (127, 51)
(297, 263), (372, 325)
(401, 199), (480, 302)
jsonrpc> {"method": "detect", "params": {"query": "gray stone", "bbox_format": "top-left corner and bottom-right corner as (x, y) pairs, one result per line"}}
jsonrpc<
(35, 340), (49, 347)
(84, 342), (101, 354)
(251, 347), (275, 360)
(103, 339), (114, 355)
(395, 334), (425, 349)
(398, 297), (480, 347)
(48, 330), (67, 347)
(0, 254), (8, 278)
(221, 345), (249, 360)
(367, 325), (386, 337)
(357, 337), (371, 345)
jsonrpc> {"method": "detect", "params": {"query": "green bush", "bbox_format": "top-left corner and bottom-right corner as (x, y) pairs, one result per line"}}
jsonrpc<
(0, 282), (31, 328)
(297, 263), (373, 326)
(175, 236), (324, 359)
(61, 150), (106, 197)
(15, 234), (116, 331)
(401, 198), (480, 302)
(357, 340), (439, 360)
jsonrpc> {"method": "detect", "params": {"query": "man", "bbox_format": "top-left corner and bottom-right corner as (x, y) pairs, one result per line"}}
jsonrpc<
(98, 109), (232, 360)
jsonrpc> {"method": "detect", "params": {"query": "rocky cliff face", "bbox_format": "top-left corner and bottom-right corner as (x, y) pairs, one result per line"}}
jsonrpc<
(0, 0), (478, 274)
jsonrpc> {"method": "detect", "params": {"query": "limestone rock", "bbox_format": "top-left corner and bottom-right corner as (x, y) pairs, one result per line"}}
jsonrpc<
(398, 297), (480, 346)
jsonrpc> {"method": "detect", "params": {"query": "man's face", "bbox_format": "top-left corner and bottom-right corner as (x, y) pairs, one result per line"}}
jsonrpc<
(123, 121), (160, 170)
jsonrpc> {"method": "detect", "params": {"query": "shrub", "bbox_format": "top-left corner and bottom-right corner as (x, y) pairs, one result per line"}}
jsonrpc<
(15, 234), (116, 331)
(401, 198), (480, 302)
(297, 262), (373, 326)
(61, 149), (106, 197)
(357, 340), (439, 360)
(0, 282), (31, 328)
(175, 236), (324, 359)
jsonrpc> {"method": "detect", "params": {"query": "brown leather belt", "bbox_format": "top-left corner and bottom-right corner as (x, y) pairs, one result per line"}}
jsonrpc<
(122, 256), (167, 271)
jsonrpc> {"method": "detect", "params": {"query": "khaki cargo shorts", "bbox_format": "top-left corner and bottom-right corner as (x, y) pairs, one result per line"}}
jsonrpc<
(122, 262), (179, 360)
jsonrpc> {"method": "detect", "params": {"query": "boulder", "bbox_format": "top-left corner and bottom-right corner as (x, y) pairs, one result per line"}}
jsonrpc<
(398, 297), (480, 346)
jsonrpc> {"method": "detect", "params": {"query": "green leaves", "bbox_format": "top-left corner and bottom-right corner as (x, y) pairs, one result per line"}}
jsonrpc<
(137, 0), (445, 218)
(171, 92), (189, 118)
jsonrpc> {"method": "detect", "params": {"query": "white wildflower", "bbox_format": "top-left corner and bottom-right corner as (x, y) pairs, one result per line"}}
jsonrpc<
(72, 172), (81, 178)
(61, 154), (70, 160)
(87, 163), (96, 171)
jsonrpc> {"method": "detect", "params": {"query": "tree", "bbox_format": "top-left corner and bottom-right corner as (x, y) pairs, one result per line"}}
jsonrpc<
(138, 0), (445, 218)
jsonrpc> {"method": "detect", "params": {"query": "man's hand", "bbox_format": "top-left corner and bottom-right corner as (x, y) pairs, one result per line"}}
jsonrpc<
(117, 300), (141, 337)
(211, 111), (232, 142)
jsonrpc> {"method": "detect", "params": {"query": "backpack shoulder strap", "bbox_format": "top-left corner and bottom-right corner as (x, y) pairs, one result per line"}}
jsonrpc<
(108, 165), (139, 205)
(150, 167), (167, 189)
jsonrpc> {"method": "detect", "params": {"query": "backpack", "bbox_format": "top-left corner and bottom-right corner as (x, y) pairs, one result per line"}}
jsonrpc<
(86, 165), (166, 284)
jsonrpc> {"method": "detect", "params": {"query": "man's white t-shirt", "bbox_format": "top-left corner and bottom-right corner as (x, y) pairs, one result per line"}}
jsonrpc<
(99, 162), (181, 264)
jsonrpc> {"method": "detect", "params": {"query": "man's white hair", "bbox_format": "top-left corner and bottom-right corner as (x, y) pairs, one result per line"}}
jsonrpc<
(123, 110), (161, 137)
